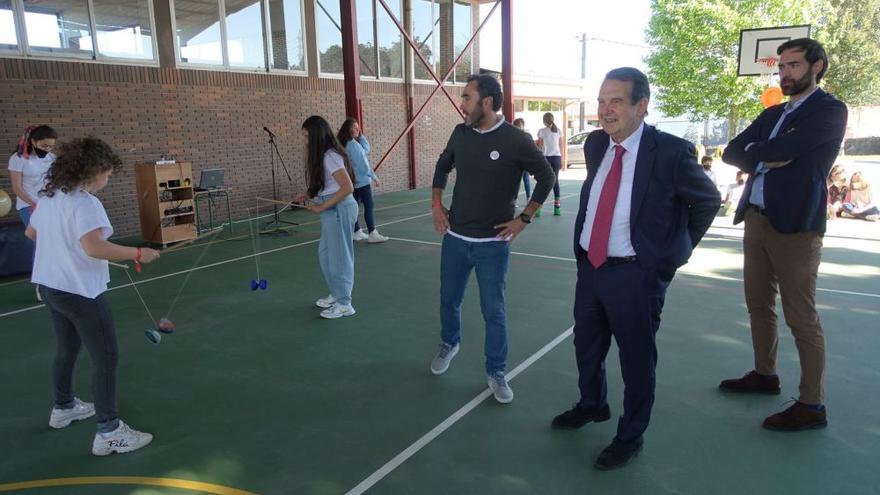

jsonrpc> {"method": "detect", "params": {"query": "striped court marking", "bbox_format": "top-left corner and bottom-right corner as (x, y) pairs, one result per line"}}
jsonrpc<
(388, 236), (880, 299)
(345, 326), (575, 495)
(0, 212), (432, 319)
(0, 476), (256, 494)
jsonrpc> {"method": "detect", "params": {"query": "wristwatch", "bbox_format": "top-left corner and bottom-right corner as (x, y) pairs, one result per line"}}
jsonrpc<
(519, 213), (532, 224)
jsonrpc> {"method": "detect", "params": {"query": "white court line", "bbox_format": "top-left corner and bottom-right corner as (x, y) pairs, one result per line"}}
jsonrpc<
(0, 212), (433, 320)
(390, 237), (576, 263)
(388, 236), (880, 299)
(345, 326), (574, 495)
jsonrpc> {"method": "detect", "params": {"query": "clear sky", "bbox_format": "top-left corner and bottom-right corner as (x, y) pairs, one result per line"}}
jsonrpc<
(479, 0), (652, 87)
(478, 0), (683, 129)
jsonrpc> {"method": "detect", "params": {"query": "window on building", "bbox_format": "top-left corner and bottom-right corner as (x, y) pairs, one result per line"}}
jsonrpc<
(411, 0), (437, 80)
(0, 1), (18, 50)
(176, 0), (224, 65)
(24, 0), (93, 57)
(225, 0), (266, 68)
(173, 0), (308, 72)
(356, 0), (376, 77)
(376, 0), (402, 79)
(266, 0), (306, 71)
(92, 0), (155, 60)
(413, 0), (472, 83)
(452, 0), (471, 83)
(0, 0), (156, 61)
(315, 0), (343, 74)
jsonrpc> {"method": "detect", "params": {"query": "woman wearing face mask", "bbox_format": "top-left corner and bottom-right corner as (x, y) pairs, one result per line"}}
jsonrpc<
(8, 125), (58, 301)
(8, 125), (58, 226)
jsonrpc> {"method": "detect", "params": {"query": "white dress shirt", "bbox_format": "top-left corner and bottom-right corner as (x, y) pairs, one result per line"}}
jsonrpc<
(578, 122), (645, 257)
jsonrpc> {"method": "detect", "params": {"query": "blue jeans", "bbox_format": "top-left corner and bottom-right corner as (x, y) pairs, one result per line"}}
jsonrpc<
(440, 234), (510, 374)
(19, 206), (35, 255)
(317, 195), (358, 306)
(352, 184), (375, 232)
(521, 171), (532, 199)
(40, 286), (121, 433)
(19, 205), (33, 226)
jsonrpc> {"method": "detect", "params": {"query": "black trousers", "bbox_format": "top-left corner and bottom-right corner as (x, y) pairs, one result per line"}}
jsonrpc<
(572, 250), (669, 442)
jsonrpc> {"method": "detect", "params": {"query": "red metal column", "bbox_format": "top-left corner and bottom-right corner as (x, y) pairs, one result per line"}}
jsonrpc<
(341, 0), (362, 122)
(501, 0), (514, 123)
(373, 0), (502, 172)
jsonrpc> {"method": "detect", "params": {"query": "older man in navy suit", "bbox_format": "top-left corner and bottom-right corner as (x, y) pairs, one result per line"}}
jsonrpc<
(719, 38), (847, 431)
(551, 67), (720, 470)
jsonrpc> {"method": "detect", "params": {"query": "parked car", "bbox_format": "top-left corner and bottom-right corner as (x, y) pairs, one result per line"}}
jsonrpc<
(565, 126), (597, 167)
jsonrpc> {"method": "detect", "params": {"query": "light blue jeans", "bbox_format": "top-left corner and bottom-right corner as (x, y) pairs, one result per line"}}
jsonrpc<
(317, 194), (358, 306)
(440, 234), (510, 374)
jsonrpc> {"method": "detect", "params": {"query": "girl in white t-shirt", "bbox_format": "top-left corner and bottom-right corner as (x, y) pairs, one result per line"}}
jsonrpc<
(8, 125), (58, 301)
(536, 112), (564, 215)
(8, 125), (57, 227)
(26, 137), (160, 456)
(294, 116), (359, 319)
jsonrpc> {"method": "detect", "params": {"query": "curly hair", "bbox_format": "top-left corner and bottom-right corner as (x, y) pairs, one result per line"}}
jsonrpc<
(41, 137), (122, 197)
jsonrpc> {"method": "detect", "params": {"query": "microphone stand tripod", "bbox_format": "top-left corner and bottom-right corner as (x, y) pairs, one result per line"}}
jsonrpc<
(261, 127), (297, 236)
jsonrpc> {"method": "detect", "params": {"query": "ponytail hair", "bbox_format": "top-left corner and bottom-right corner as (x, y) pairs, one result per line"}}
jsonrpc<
(337, 117), (358, 146)
(542, 112), (558, 133)
(15, 125), (57, 159)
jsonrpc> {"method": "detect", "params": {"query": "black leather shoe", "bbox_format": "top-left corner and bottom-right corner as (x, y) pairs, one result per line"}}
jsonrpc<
(552, 403), (611, 429)
(595, 437), (643, 470)
(719, 370), (781, 395)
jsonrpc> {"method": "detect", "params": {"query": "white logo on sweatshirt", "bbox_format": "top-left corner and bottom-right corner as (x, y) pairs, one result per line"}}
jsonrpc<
(489, 150), (500, 160)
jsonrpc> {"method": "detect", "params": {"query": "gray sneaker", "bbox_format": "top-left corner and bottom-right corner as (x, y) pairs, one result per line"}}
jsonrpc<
(430, 343), (459, 375)
(488, 371), (514, 404)
(49, 397), (95, 429)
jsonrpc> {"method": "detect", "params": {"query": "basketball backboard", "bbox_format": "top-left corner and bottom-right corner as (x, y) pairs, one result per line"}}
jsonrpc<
(737, 25), (812, 76)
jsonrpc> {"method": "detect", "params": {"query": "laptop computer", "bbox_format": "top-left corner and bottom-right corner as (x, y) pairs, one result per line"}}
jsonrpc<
(195, 168), (224, 191)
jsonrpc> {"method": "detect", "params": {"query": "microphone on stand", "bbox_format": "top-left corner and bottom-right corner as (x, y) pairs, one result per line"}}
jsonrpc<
(262, 126), (276, 138)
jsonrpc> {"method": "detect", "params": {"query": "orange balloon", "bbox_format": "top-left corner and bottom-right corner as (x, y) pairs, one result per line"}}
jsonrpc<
(761, 86), (784, 108)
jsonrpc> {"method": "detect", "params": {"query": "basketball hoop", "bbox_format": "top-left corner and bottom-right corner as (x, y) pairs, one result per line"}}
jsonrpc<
(755, 56), (779, 85)
(756, 56), (783, 108)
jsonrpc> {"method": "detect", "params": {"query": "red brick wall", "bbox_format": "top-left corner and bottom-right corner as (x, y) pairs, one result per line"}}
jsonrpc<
(0, 59), (464, 236)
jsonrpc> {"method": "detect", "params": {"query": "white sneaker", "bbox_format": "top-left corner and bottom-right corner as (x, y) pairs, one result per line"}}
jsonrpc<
(315, 294), (336, 308)
(353, 229), (369, 241)
(92, 420), (153, 456)
(320, 303), (356, 319)
(488, 371), (514, 404)
(49, 397), (95, 429)
(367, 230), (389, 243)
(430, 343), (459, 375)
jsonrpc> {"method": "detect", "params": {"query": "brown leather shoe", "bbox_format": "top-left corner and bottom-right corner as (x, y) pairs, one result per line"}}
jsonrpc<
(719, 370), (781, 394)
(763, 402), (827, 431)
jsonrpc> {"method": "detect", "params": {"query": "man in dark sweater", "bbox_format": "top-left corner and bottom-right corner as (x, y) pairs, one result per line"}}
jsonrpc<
(429, 74), (555, 404)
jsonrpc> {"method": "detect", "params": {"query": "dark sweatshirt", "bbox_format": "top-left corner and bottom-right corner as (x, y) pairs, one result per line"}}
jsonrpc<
(432, 120), (555, 238)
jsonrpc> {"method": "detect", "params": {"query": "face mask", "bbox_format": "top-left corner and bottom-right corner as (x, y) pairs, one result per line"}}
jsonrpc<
(34, 148), (49, 159)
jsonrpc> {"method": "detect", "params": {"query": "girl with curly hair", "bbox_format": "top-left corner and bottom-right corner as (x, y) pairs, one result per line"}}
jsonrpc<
(26, 136), (160, 456)
(294, 116), (359, 319)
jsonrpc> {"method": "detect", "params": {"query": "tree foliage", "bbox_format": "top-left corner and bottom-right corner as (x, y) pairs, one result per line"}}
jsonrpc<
(646, 0), (880, 137)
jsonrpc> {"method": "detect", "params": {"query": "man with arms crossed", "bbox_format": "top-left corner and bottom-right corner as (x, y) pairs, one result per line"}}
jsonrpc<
(720, 38), (847, 431)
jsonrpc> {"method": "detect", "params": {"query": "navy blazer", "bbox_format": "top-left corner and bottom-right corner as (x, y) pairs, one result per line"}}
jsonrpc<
(722, 88), (847, 234)
(574, 125), (720, 279)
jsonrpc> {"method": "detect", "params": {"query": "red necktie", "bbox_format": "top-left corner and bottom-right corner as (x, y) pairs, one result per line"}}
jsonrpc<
(588, 145), (626, 268)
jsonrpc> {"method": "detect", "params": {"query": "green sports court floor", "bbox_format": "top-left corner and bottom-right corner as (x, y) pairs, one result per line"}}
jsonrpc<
(1, 176), (879, 495)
